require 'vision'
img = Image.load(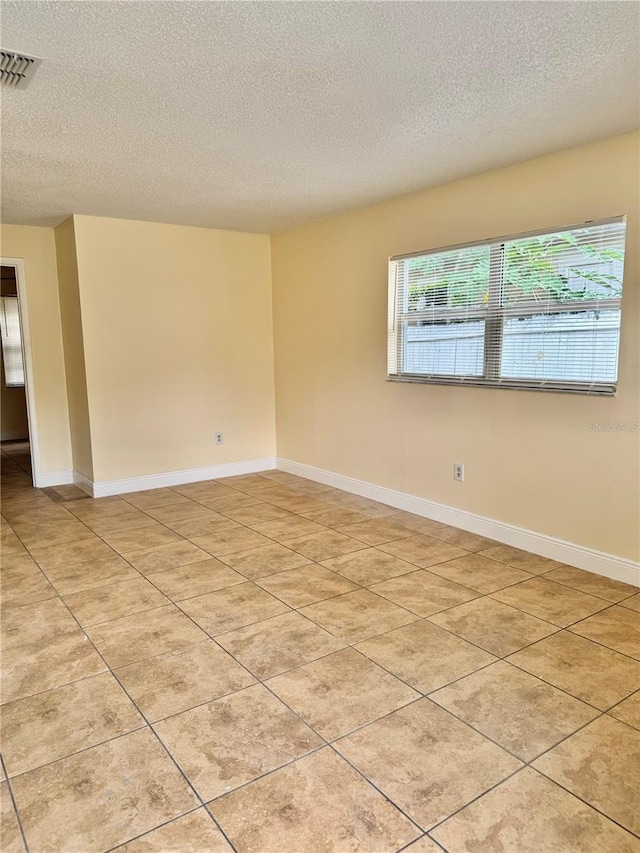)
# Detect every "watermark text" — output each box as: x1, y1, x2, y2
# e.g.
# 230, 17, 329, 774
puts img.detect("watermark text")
590, 421, 638, 432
